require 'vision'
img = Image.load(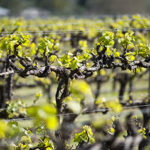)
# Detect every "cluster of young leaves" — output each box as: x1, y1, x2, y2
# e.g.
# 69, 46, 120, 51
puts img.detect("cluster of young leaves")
73, 125, 95, 145
0, 34, 31, 56
0, 120, 25, 140
0, 19, 149, 71
27, 104, 58, 131
0, 100, 27, 119
96, 98, 122, 113
0, 118, 55, 150
38, 38, 60, 56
